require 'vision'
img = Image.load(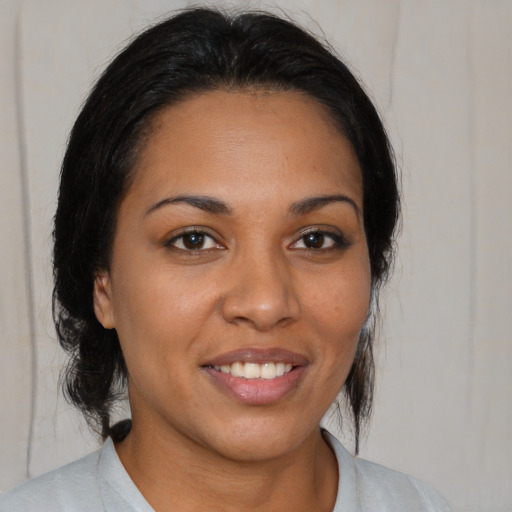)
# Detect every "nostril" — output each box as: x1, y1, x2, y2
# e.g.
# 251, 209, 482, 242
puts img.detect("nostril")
218, 256, 301, 330
220, 290, 300, 331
